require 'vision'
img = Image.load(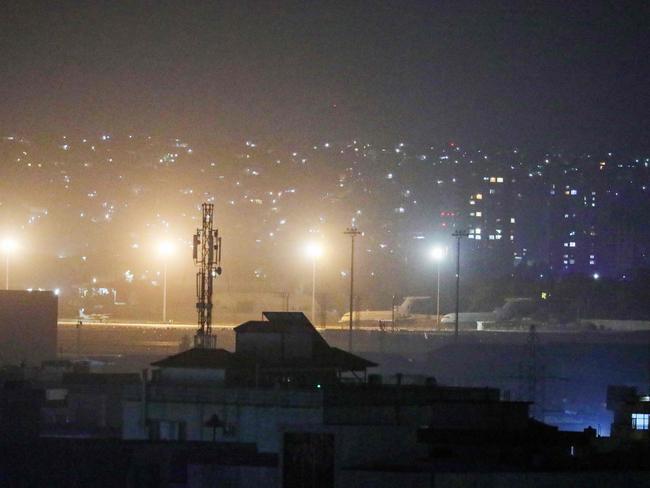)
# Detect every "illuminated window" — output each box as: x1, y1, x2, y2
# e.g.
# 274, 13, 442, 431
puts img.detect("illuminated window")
490, 177, 496, 183
497, 177, 504, 183
510, 218, 515, 223
632, 413, 649, 430
569, 242, 576, 247
475, 211, 482, 217
476, 194, 483, 200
